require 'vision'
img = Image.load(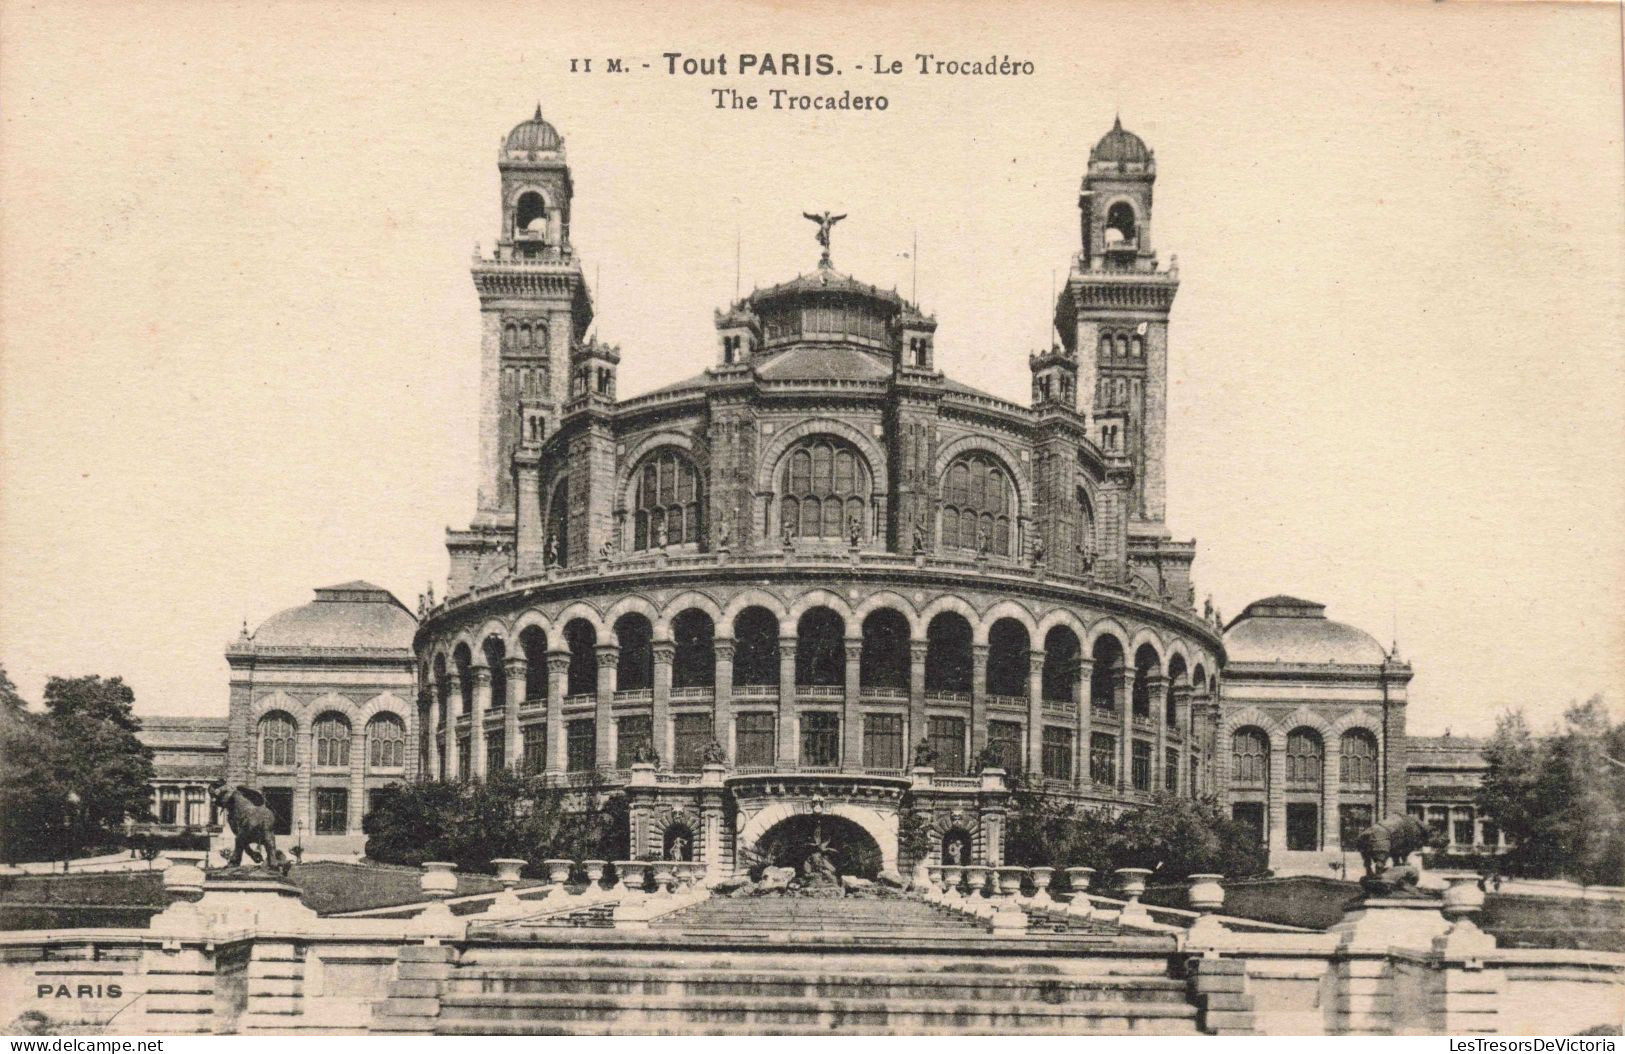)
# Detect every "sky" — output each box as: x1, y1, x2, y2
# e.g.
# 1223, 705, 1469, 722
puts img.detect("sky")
1, 0, 1621, 735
